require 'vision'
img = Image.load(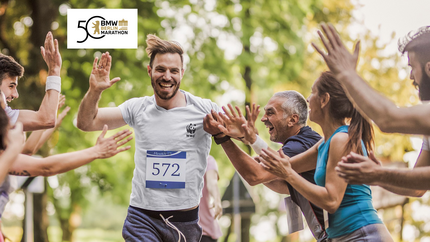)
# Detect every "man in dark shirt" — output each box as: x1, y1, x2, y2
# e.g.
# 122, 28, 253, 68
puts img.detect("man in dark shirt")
204, 91, 326, 240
